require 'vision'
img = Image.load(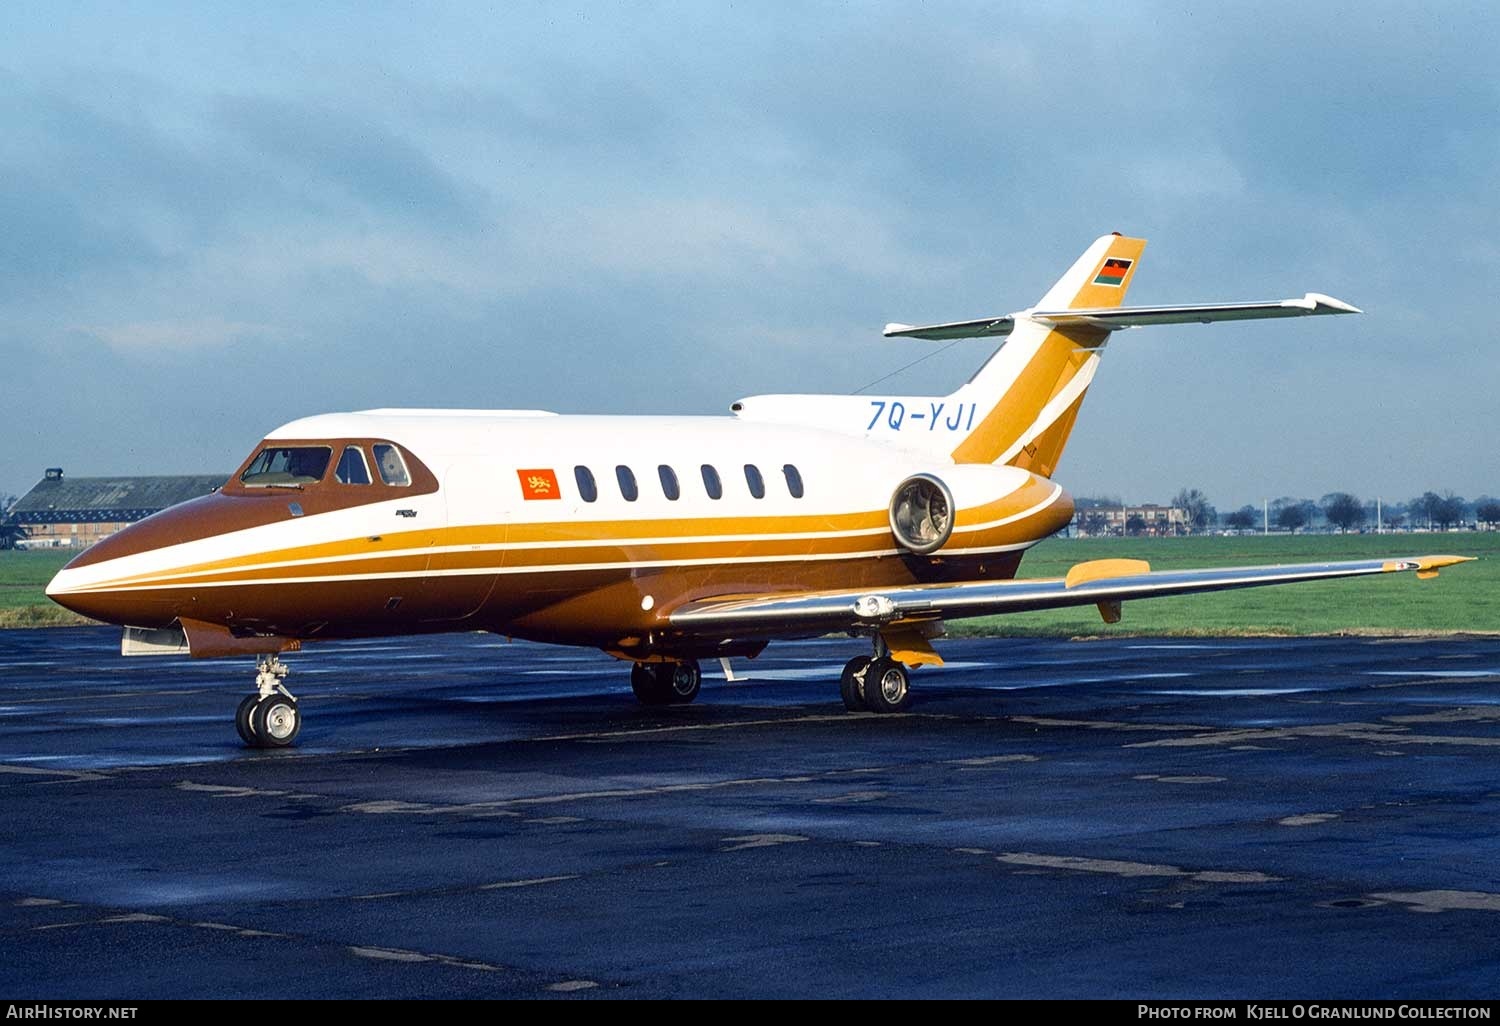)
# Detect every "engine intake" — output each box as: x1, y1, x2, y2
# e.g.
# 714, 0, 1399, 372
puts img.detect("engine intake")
889, 474, 955, 555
